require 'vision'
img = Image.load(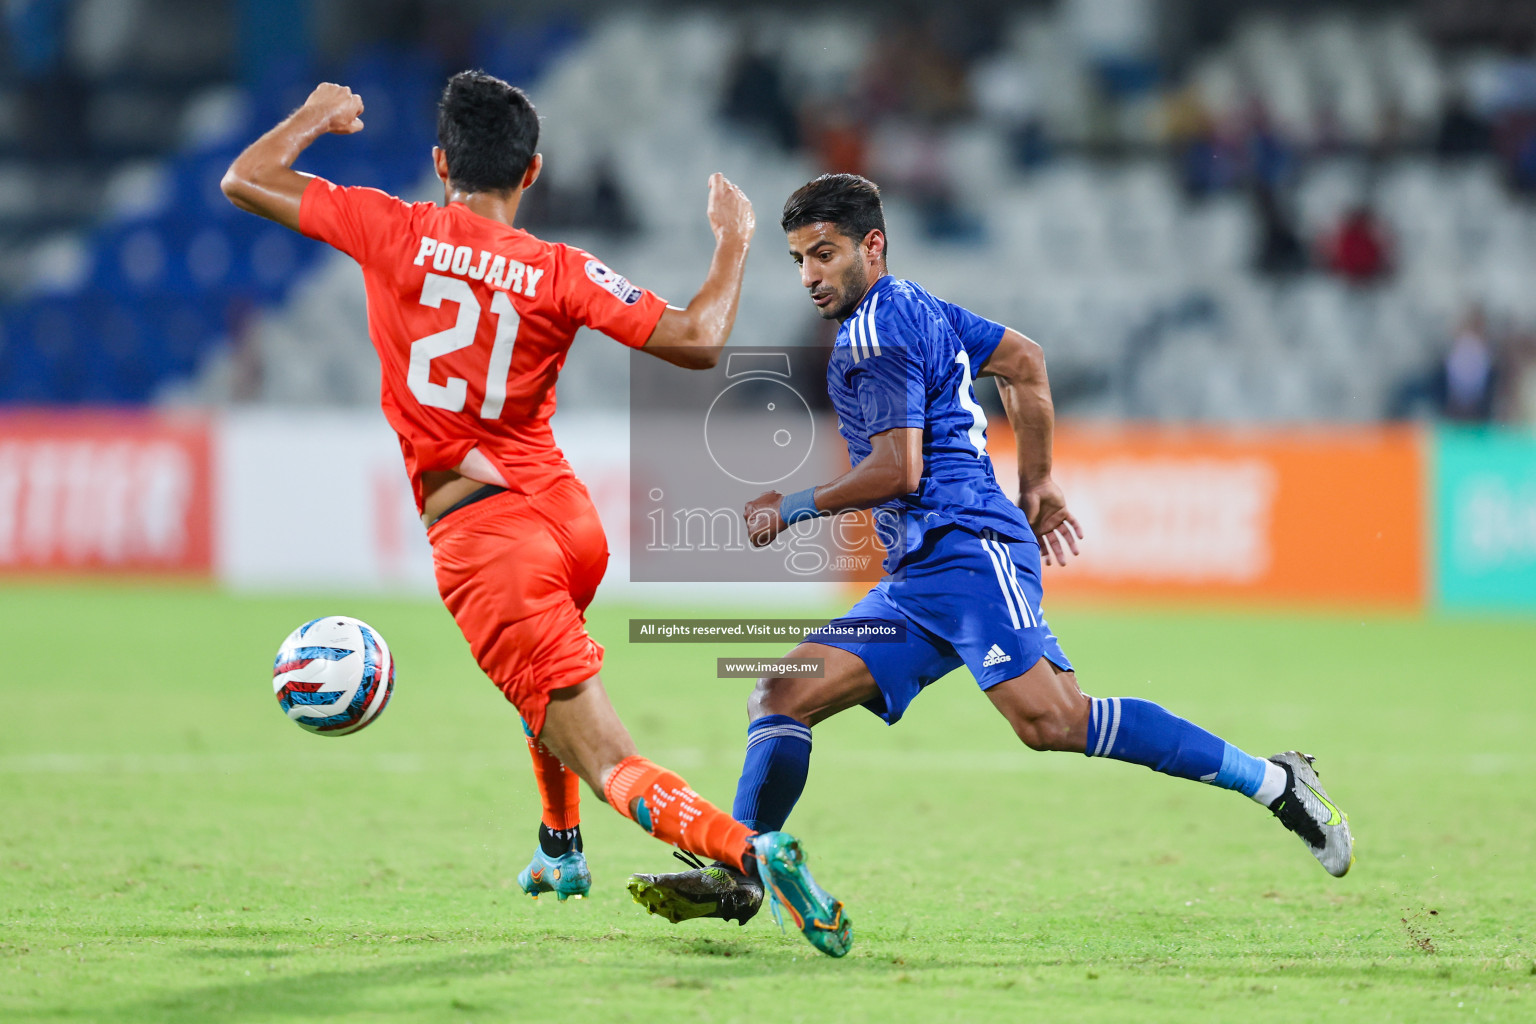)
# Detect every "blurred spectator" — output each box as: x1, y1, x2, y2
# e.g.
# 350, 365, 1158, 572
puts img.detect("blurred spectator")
859, 25, 971, 124
1168, 89, 1227, 197
1437, 310, 1500, 421
867, 120, 981, 243
1436, 94, 1493, 157
905, 30, 973, 122
1174, 102, 1296, 199
1323, 204, 1393, 284
1253, 186, 1308, 276
1483, 48, 1536, 190
802, 97, 869, 176
916, 191, 984, 243
1178, 132, 1238, 197
7, 0, 87, 161
1492, 100, 1536, 191
517, 157, 637, 238
972, 54, 1052, 170
5, 0, 67, 77
720, 44, 800, 153
589, 157, 638, 238
1244, 107, 1295, 190
1504, 331, 1536, 423
224, 297, 265, 404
